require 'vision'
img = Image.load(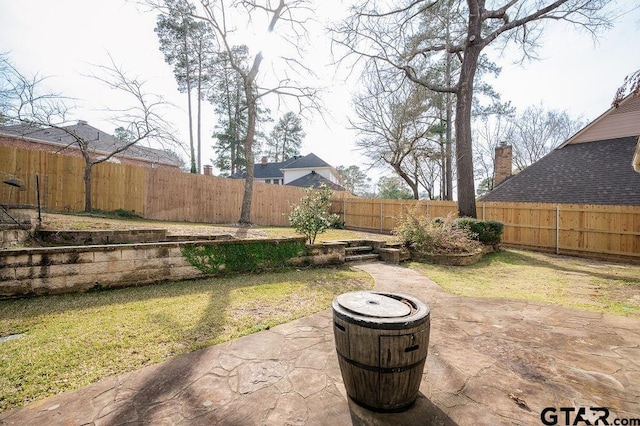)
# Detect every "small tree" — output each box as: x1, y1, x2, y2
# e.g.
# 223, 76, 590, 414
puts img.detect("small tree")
2, 54, 179, 212
288, 184, 339, 244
